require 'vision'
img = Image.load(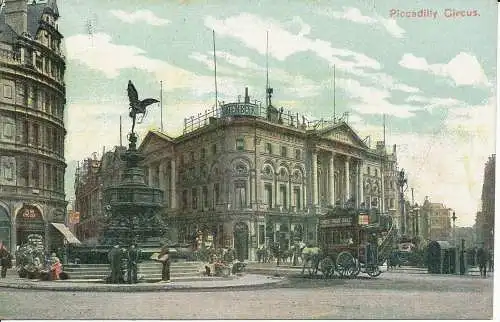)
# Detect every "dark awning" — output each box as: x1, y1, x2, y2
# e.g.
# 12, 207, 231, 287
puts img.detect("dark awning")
51, 223, 82, 245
